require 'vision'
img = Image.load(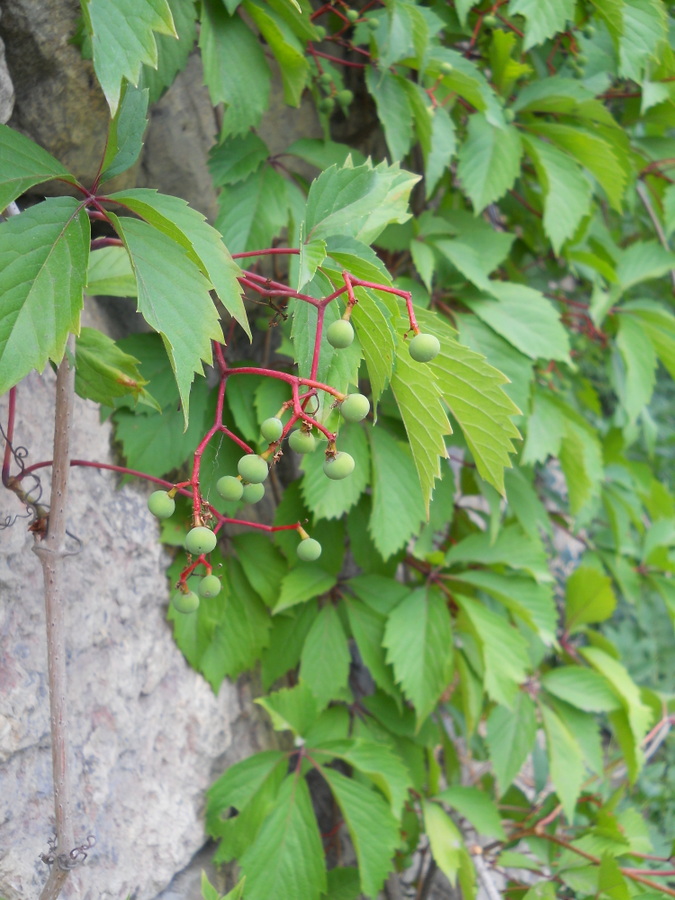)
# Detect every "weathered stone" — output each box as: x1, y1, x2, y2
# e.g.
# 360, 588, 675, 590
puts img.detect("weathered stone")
0, 9, 14, 125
